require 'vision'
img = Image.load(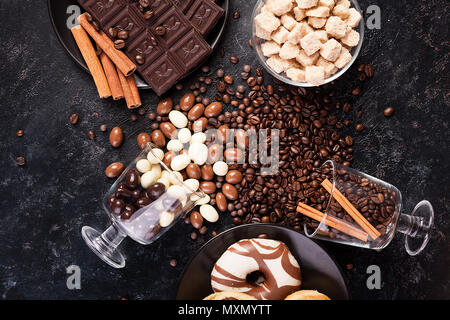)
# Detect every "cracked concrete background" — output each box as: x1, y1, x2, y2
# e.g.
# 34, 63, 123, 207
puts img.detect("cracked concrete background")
0, 0, 448, 299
